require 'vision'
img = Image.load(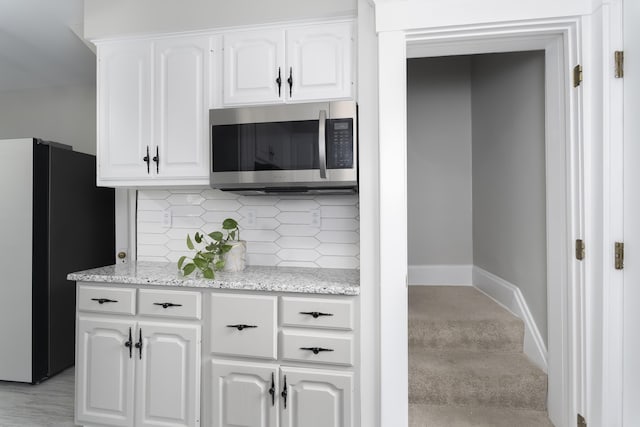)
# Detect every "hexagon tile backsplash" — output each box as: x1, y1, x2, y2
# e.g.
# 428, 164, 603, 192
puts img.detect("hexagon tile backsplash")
137, 189, 360, 269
